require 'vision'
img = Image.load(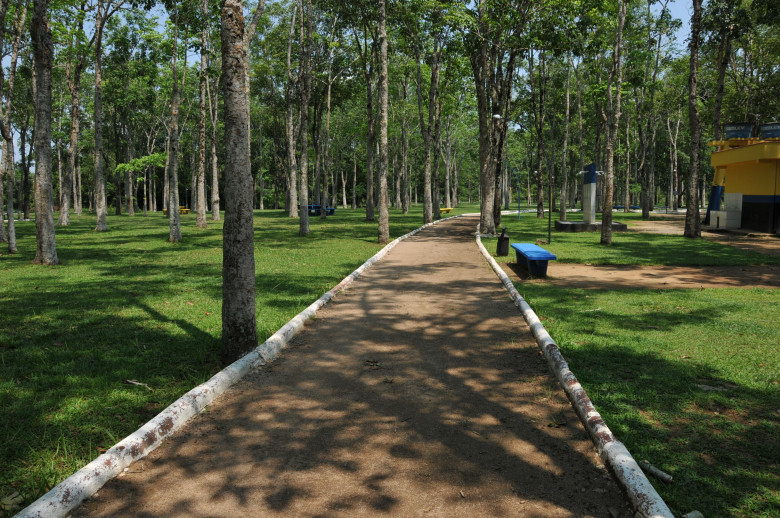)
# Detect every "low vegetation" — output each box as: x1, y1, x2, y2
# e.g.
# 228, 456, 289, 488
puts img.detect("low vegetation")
489, 213, 779, 517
